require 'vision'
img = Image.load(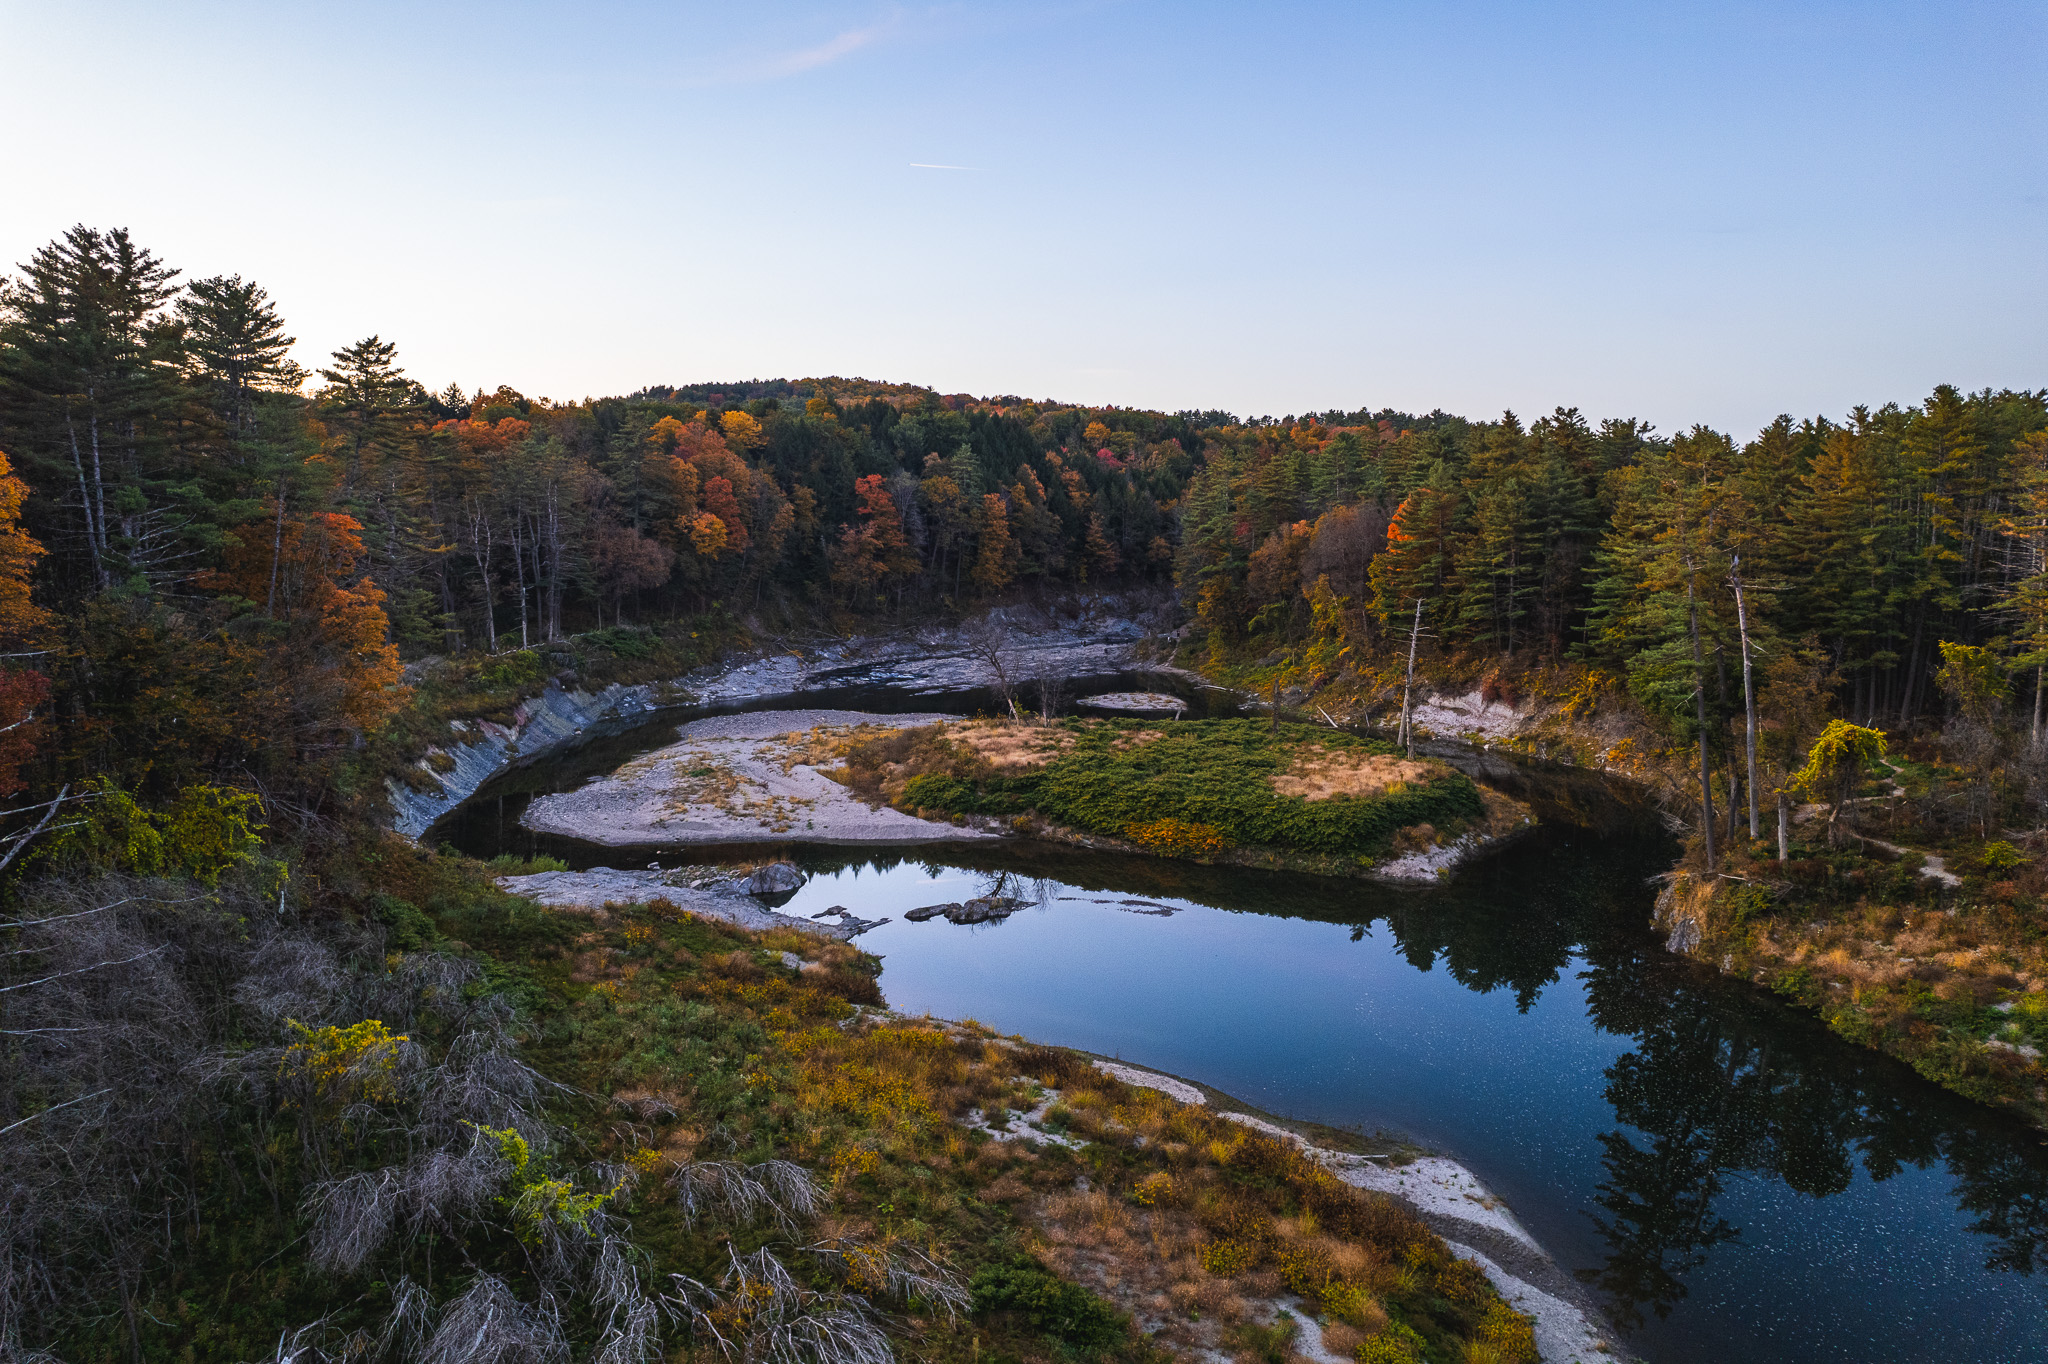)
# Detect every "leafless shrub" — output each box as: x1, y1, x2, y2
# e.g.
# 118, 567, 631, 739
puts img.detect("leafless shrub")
670, 1160, 819, 1231
668, 1248, 893, 1364
806, 1237, 969, 1315
378, 1276, 436, 1360
419, 1275, 567, 1364
590, 1238, 662, 1364
234, 935, 343, 1027
306, 1167, 401, 1274
401, 1130, 508, 1237
419, 1028, 553, 1135
261, 1314, 374, 1364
